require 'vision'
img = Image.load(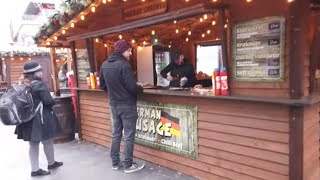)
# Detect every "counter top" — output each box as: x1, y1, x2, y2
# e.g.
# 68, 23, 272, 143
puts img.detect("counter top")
64, 87, 320, 106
